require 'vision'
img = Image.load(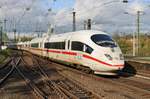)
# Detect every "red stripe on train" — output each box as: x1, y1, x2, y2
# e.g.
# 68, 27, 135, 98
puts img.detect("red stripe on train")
62, 51, 77, 55
47, 50, 61, 53
83, 54, 123, 67
30, 48, 124, 67
83, 54, 112, 66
